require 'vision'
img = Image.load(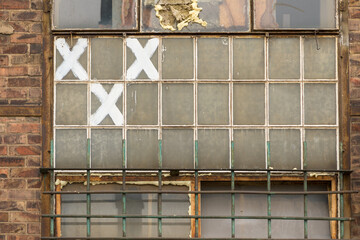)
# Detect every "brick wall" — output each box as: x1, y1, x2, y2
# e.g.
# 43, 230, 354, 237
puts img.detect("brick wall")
0, 0, 43, 239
